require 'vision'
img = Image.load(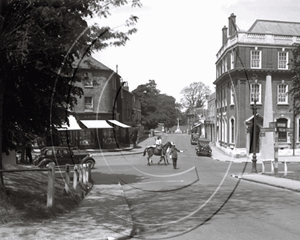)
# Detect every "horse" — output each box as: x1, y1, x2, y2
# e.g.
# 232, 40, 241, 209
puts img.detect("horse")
143, 141, 173, 166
